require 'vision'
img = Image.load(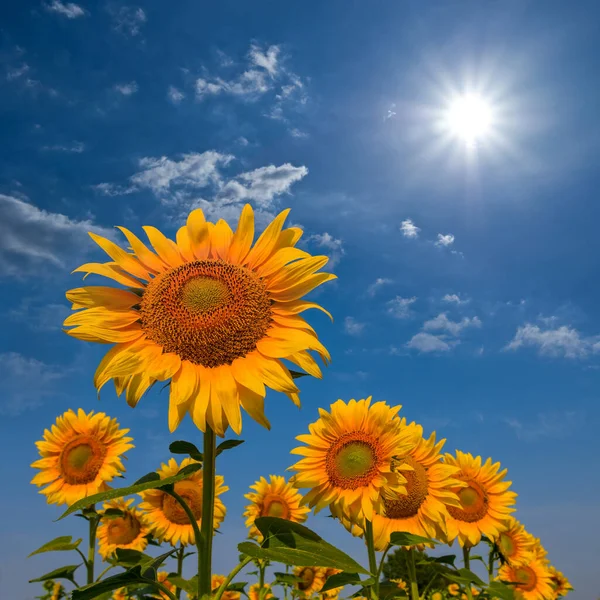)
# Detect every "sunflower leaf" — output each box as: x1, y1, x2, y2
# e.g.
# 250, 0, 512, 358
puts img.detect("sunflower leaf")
71, 566, 149, 600
445, 569, 487, 587
29, 564, 81, 584
321, 573, 375, 592
142, 548, 179, 576
167, 575, 197, 595
389, 532, 439, 547
216, 439, 245, 456
273, 572, 304, 585
226, 581, 247, 592
487, 581, 516, 600
110, 548, 154, 567
102, 508, 125, 519
429, 555, 457, 567
57, 464, 203, 520
133, 472, 161, 485
169, 440, 201, 455
28, 536, 83, 557
255, 517, 322, 543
